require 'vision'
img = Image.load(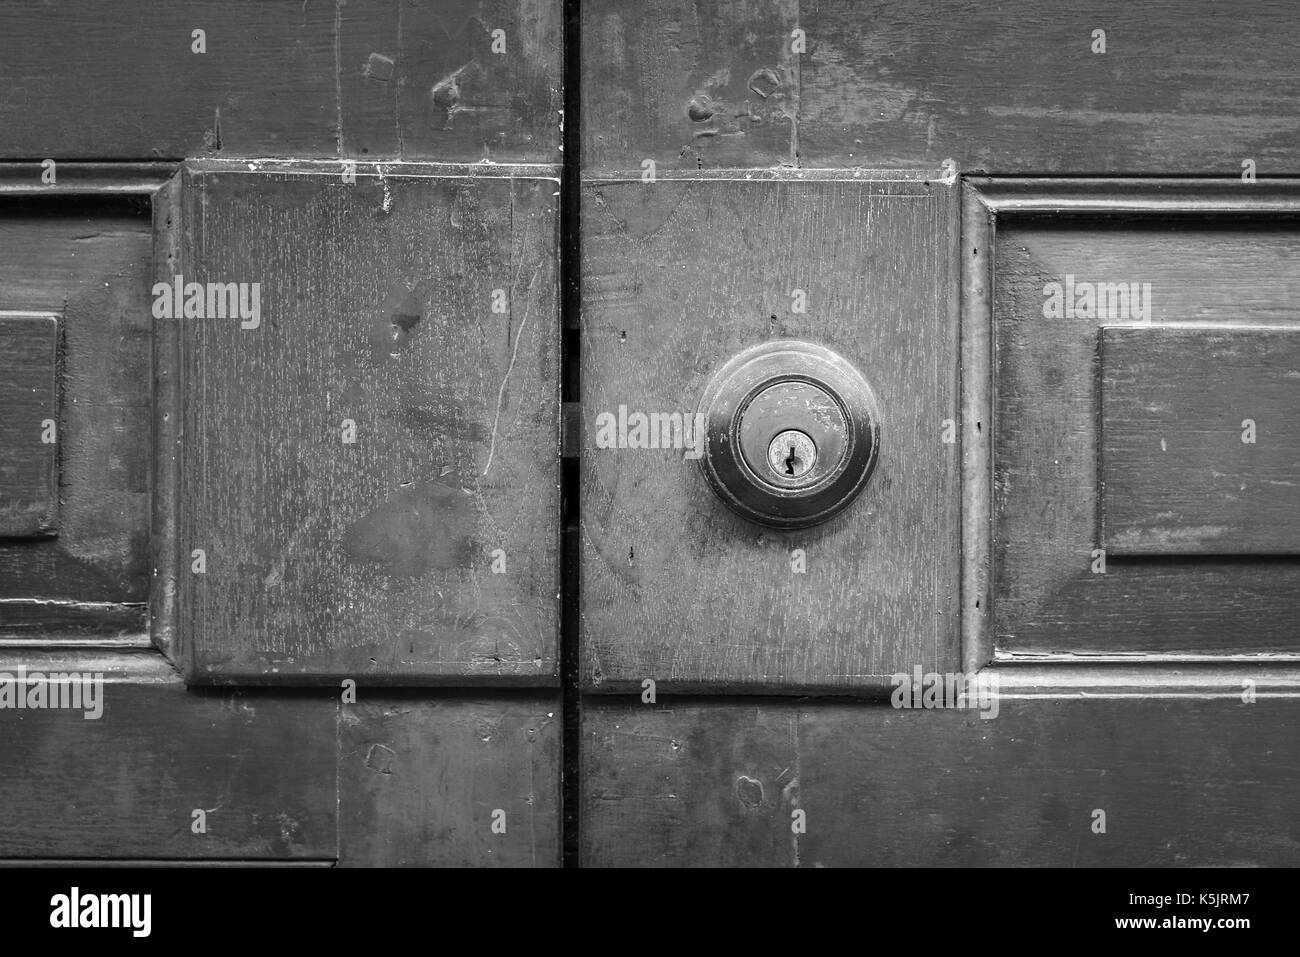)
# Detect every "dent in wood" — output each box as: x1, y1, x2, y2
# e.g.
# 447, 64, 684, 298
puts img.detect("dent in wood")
584, 698, 1300, 866
338, 695, 560, 866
